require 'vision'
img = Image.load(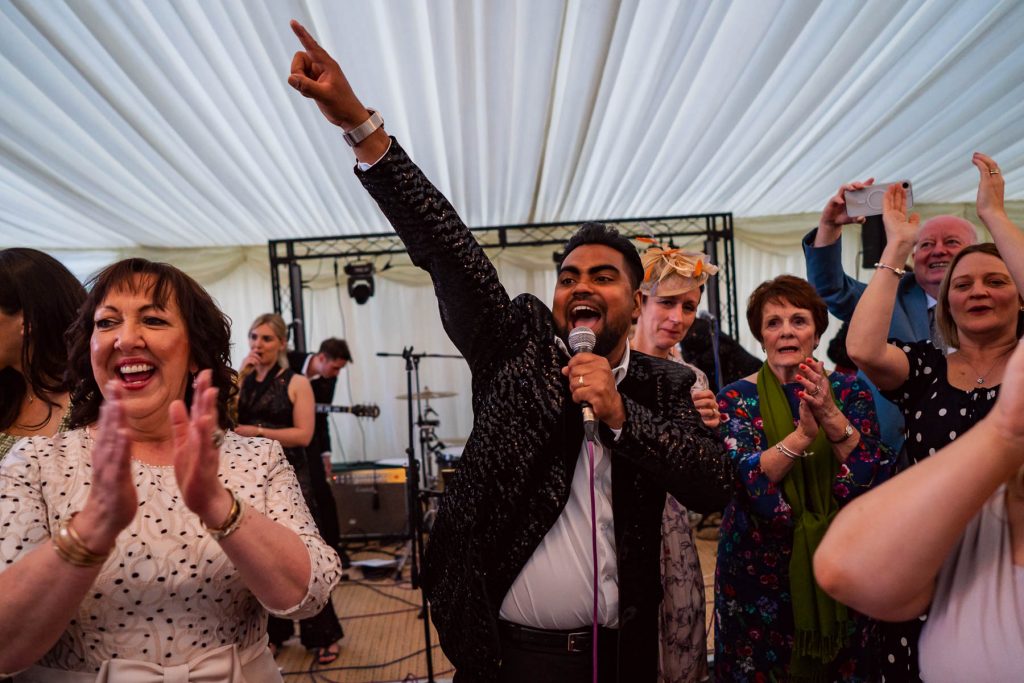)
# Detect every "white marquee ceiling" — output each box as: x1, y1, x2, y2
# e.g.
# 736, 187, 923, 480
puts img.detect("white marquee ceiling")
2, 0, 1023, 252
